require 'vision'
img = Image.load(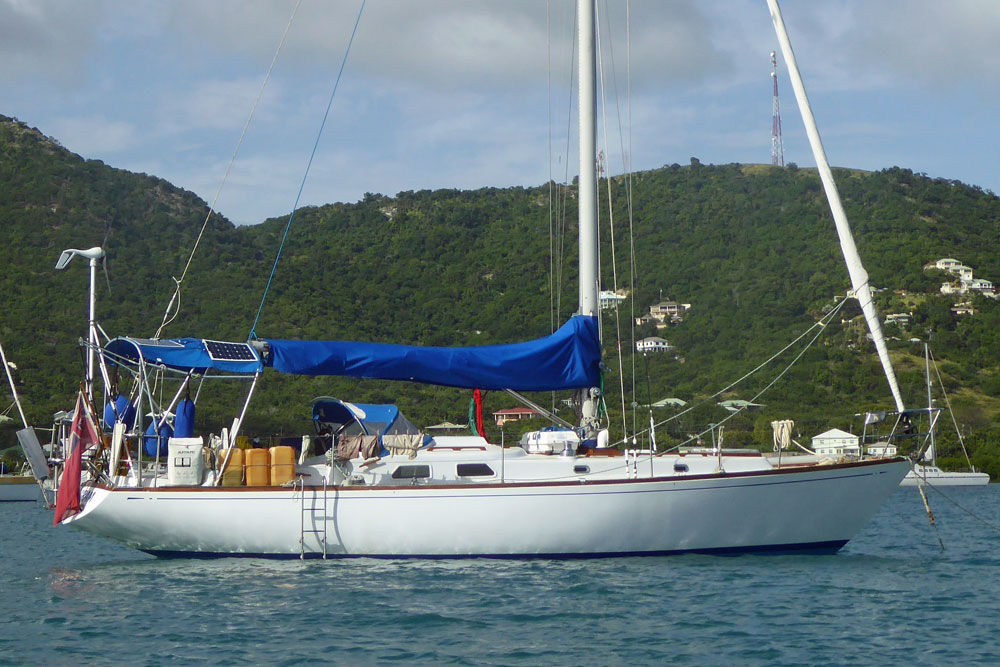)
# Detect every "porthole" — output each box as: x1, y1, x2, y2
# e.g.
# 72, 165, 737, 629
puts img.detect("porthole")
457, 463, 494, 477
391, 464, 430, 479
